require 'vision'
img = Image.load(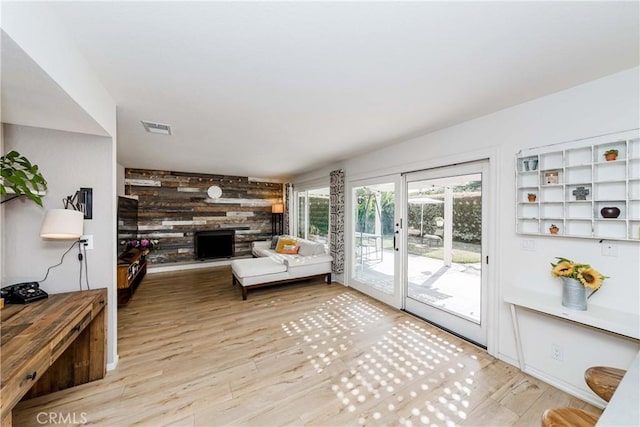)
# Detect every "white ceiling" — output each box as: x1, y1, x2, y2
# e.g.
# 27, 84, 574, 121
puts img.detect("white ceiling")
7, 2, 640, 179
